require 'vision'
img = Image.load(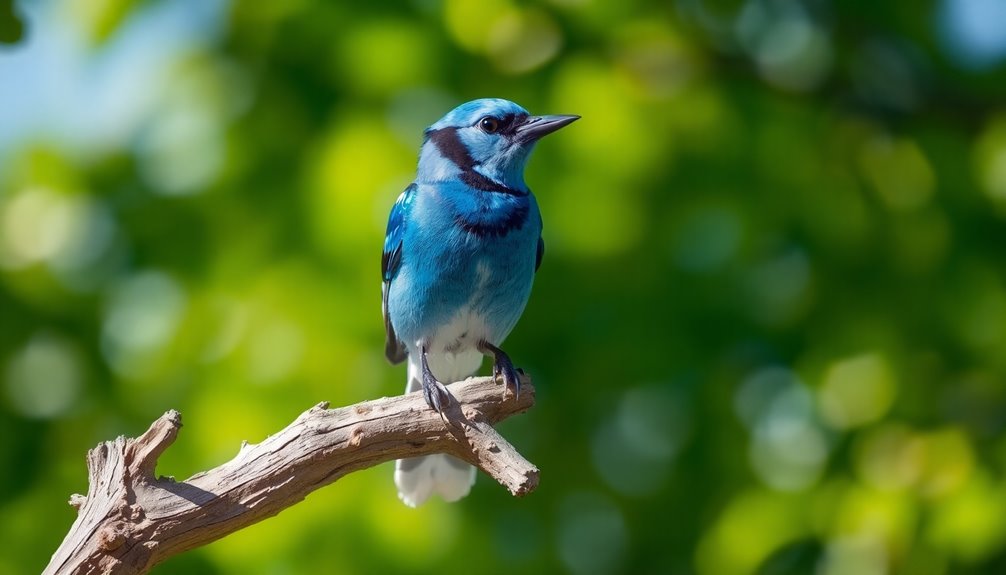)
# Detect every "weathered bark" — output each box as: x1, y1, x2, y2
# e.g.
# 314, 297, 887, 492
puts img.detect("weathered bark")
44, 376, 537, 575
